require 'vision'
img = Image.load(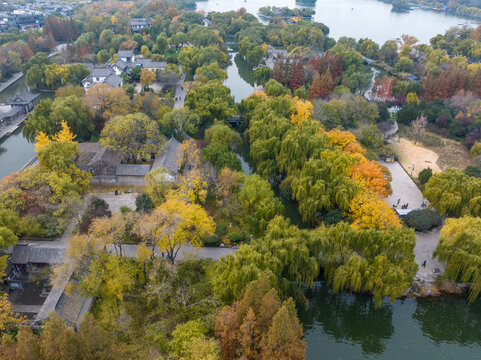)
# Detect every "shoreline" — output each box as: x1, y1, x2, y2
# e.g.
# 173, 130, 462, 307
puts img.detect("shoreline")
0, 72, 24, 94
